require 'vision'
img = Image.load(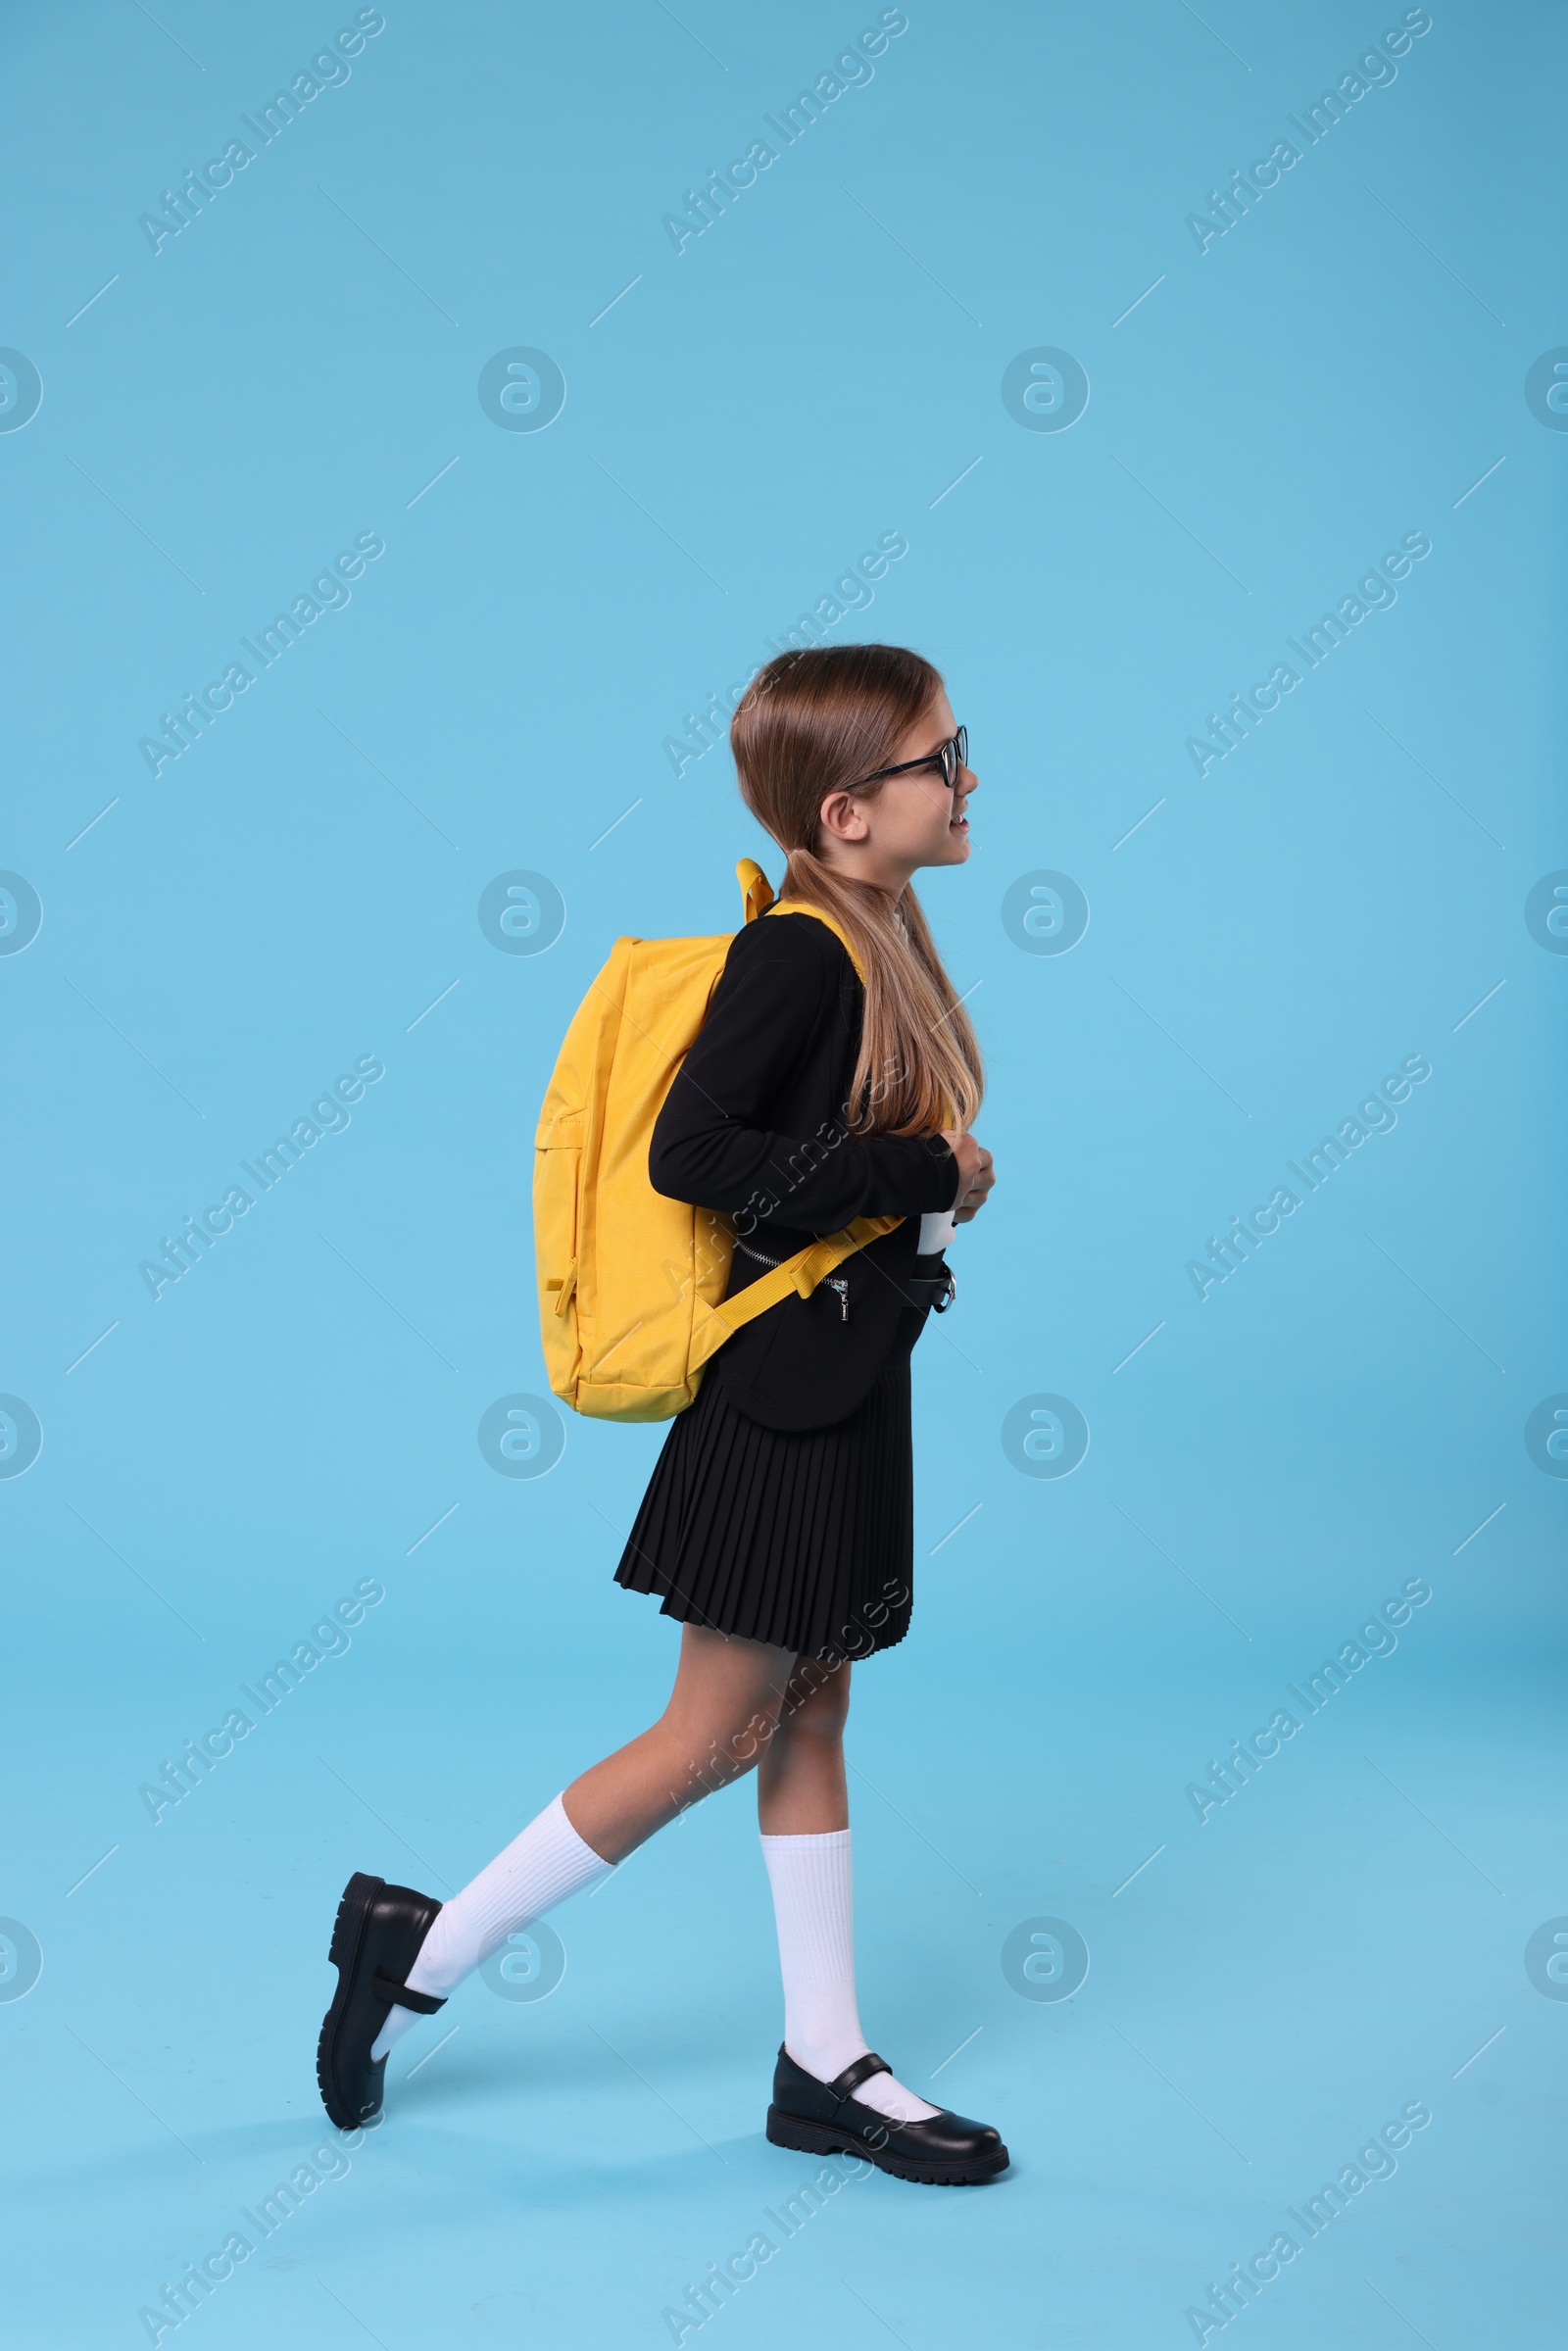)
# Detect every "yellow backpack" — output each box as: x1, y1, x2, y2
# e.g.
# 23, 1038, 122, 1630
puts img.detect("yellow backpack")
534, 857, 903, 1422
